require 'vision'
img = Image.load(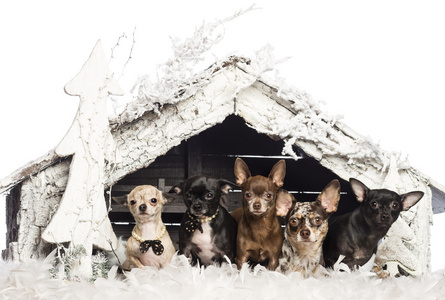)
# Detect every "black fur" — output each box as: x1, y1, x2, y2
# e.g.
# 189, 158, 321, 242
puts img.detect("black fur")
170, 176, 238, 266
323, 178, 424, 269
